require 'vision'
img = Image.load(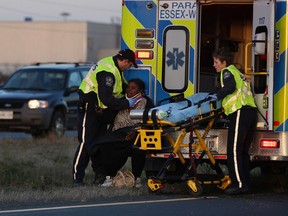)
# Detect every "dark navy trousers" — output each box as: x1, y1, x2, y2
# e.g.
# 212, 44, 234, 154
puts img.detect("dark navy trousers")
72, 92, 107, 183
226, 106, 257, 189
